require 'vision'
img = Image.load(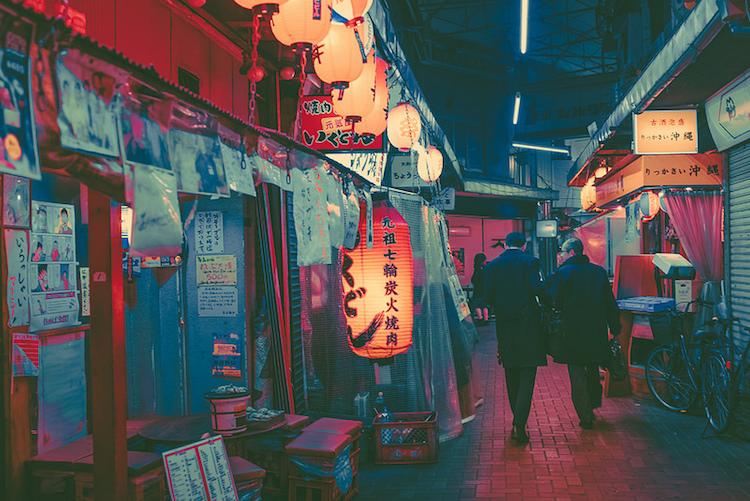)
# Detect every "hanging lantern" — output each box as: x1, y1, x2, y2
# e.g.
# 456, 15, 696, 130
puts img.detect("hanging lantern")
342, 200, 413, 359
353, 55, 389, 137
271, 0, 333, 53
331, 49, 376, 122
313, 23, 364, 89
234, 0, 288, 16
332, 0, 373, 26
417, 145, 443, 183
387, 103, 421, 151
640, 190, 661, 222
